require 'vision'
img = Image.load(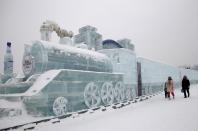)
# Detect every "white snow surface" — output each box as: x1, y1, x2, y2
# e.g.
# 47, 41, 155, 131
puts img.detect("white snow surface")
1, 85, 198, 131
0, 99, 22, 108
